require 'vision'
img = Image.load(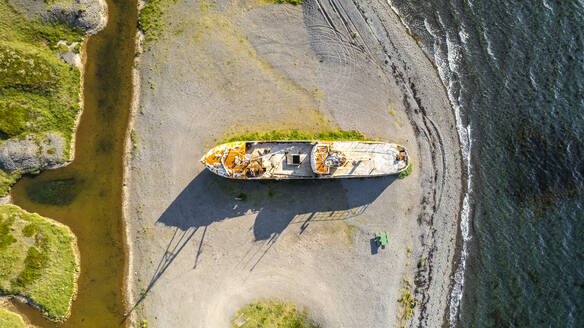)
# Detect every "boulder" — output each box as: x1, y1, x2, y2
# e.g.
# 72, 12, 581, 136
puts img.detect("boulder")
0, 133, 66, 173
8, 0, 108, 35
